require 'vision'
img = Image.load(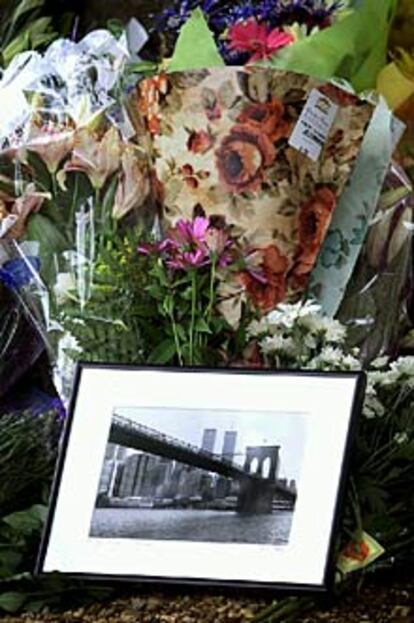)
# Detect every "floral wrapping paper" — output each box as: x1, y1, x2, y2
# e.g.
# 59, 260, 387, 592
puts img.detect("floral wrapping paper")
134, 67, 374, 311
